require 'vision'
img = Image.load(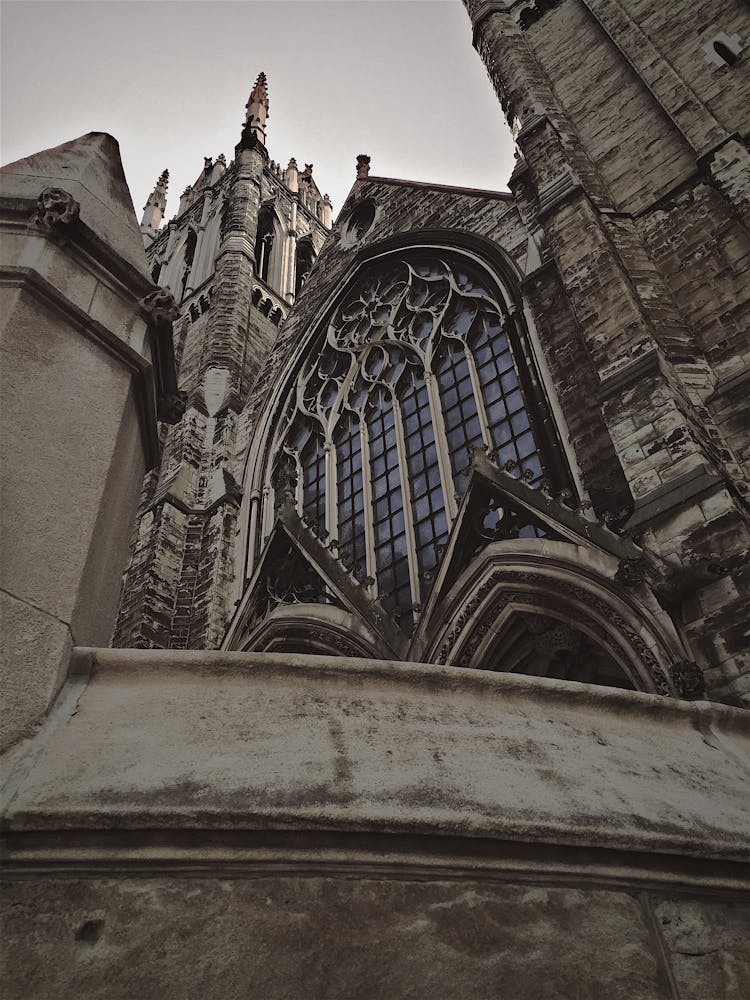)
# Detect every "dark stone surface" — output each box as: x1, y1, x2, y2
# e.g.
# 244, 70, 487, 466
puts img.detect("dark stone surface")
2, 875, 676, 1000
655, 895, 750, 1000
